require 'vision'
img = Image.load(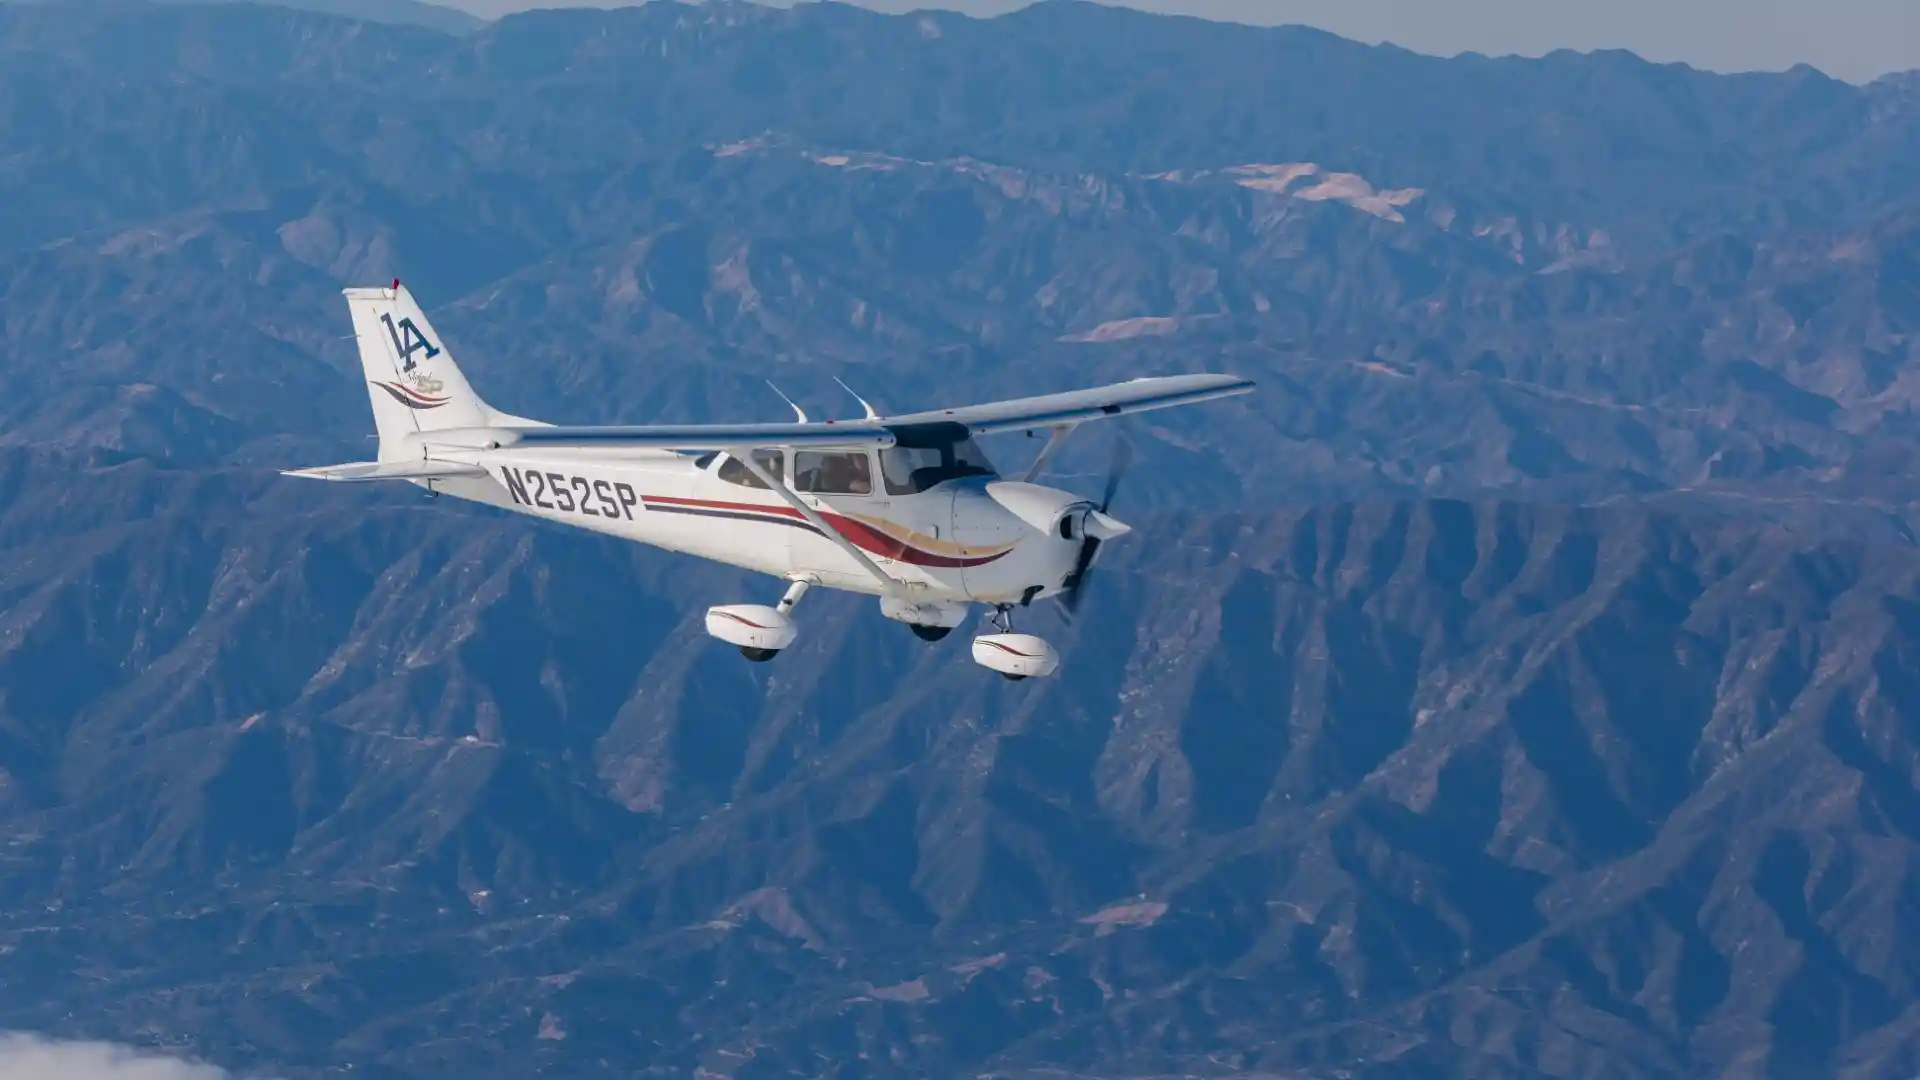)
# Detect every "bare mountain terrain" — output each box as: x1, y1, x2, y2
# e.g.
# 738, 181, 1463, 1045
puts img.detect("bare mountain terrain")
0, 1, 1917, 516
4, 451, 1920, 1080
1, 2, 1919, 1078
